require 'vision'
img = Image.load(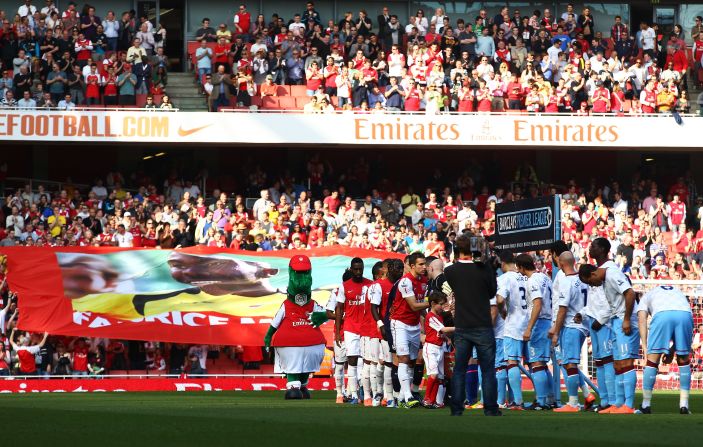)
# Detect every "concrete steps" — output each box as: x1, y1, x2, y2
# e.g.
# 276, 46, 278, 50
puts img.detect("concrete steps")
166, 73, 209, 111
